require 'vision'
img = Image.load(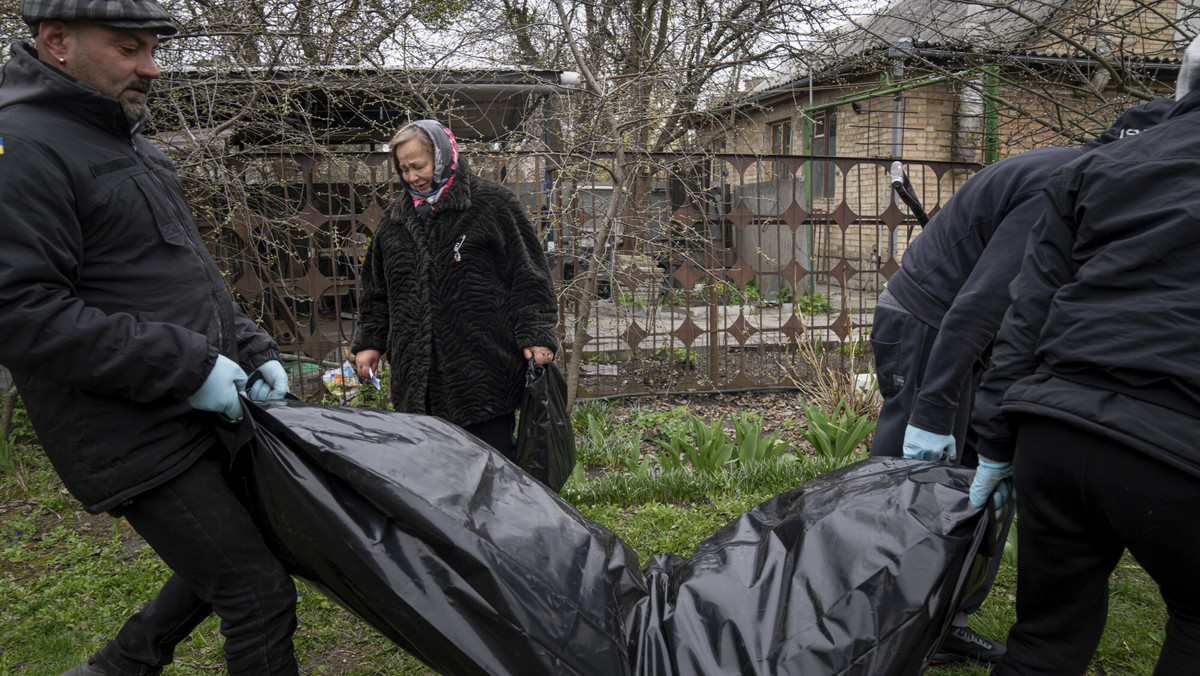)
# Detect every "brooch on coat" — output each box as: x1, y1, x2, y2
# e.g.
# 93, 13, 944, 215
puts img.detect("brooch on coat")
453, 235, 466, 262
